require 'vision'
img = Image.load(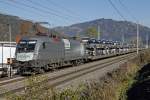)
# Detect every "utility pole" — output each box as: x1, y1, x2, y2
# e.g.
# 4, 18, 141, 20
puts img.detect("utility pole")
136, 22, 139, 54
122, 33, 125, 45
97, 25, 100, 40
1, 43, 3, 69
8, 24, 12, 78
146, 33, 149, 48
